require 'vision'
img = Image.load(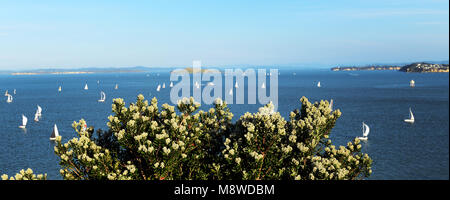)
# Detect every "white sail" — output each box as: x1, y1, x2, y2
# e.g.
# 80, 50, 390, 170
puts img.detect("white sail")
229, 89, 233, 95
50, 124, 60, 140
404, 108, 415, 123
235, 82, 239, 88
410, 108, 414, 121
98, 91, 106, 102
6, 94, 13, 103
13, 89, 16, 94
261, 83, 266, 89
170, 82, 174, 88
84, 83, 88, 90
4, 90, 8, 96
362, 122, 370, 137
329, 99, 333, 111
207, 82, 215, 86
34, 113, 39, 122
58, 86, 62, 92
19, 115, 27, 128
162, 83, 166, 88
410, 80, 415, 87
37, 105, 42, 116
317, 81, 321, 88
195, 81, 200, 89
115, 84, 118, 90
156, 84, 161, 92
23, 115, 28, 126
357, 122, 369, 140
